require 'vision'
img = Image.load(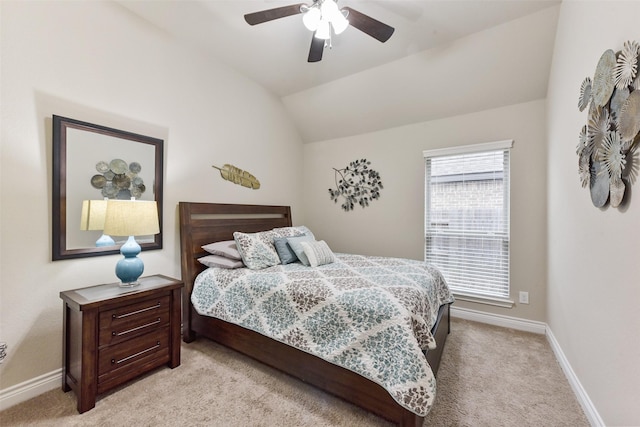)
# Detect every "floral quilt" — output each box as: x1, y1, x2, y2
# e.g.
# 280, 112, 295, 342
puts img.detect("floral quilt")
191, 253, 454, 416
